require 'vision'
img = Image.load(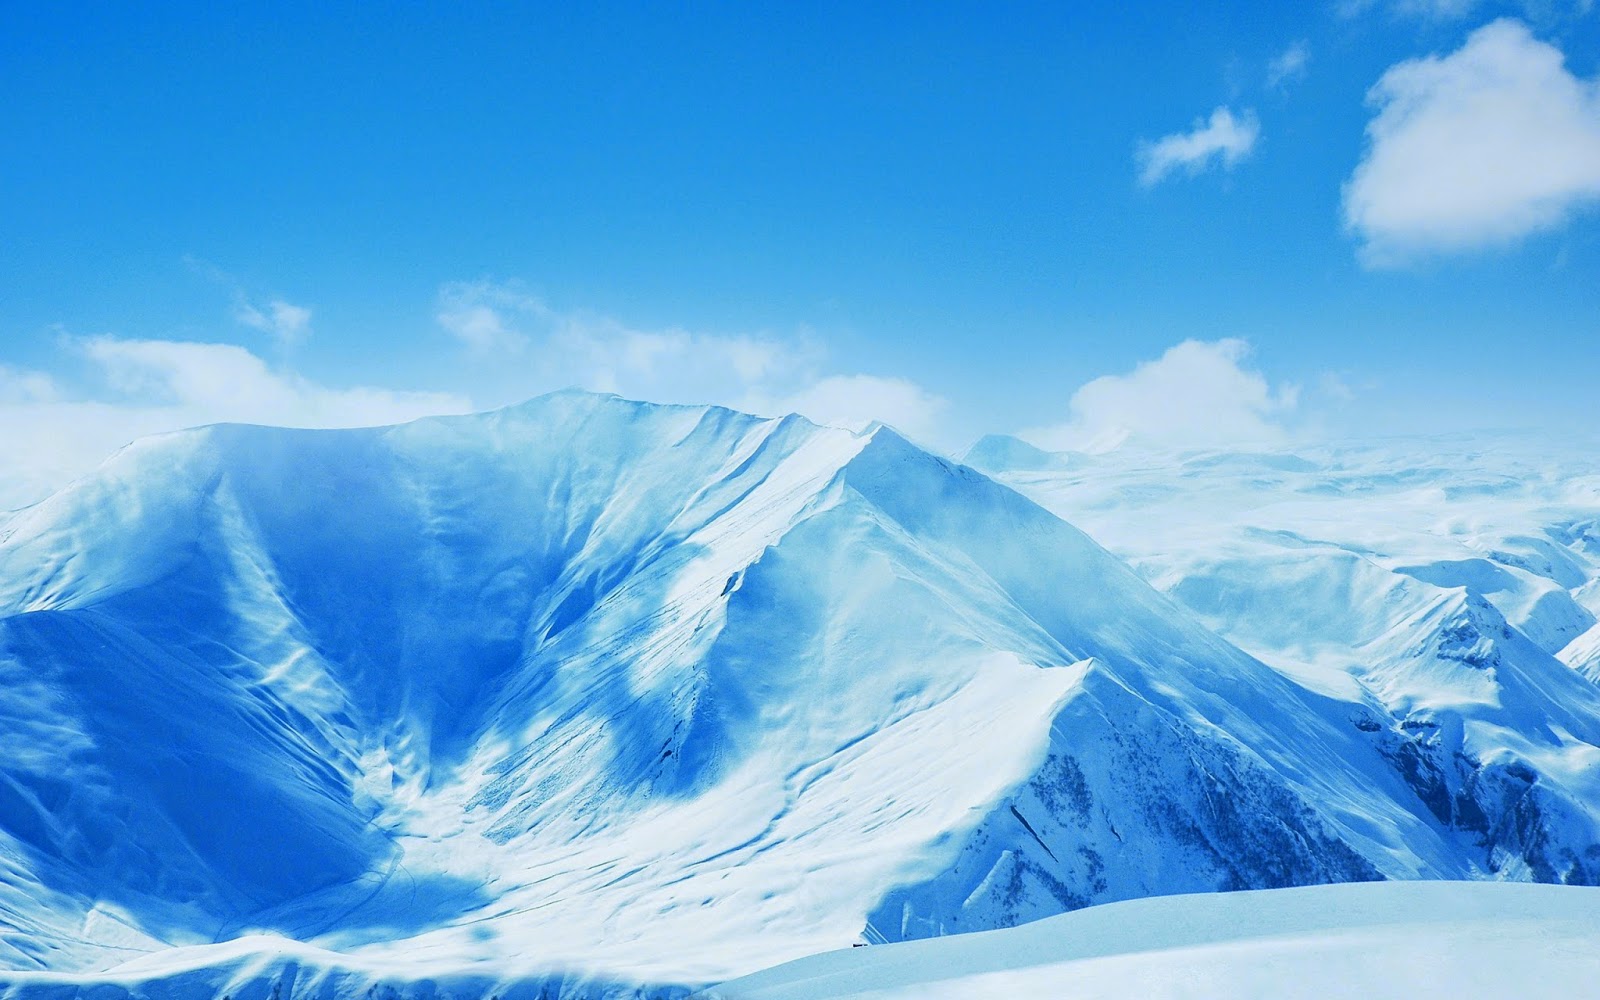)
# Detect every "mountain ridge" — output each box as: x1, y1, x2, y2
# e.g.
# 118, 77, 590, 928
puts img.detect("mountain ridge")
3, 392, 1599, 998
